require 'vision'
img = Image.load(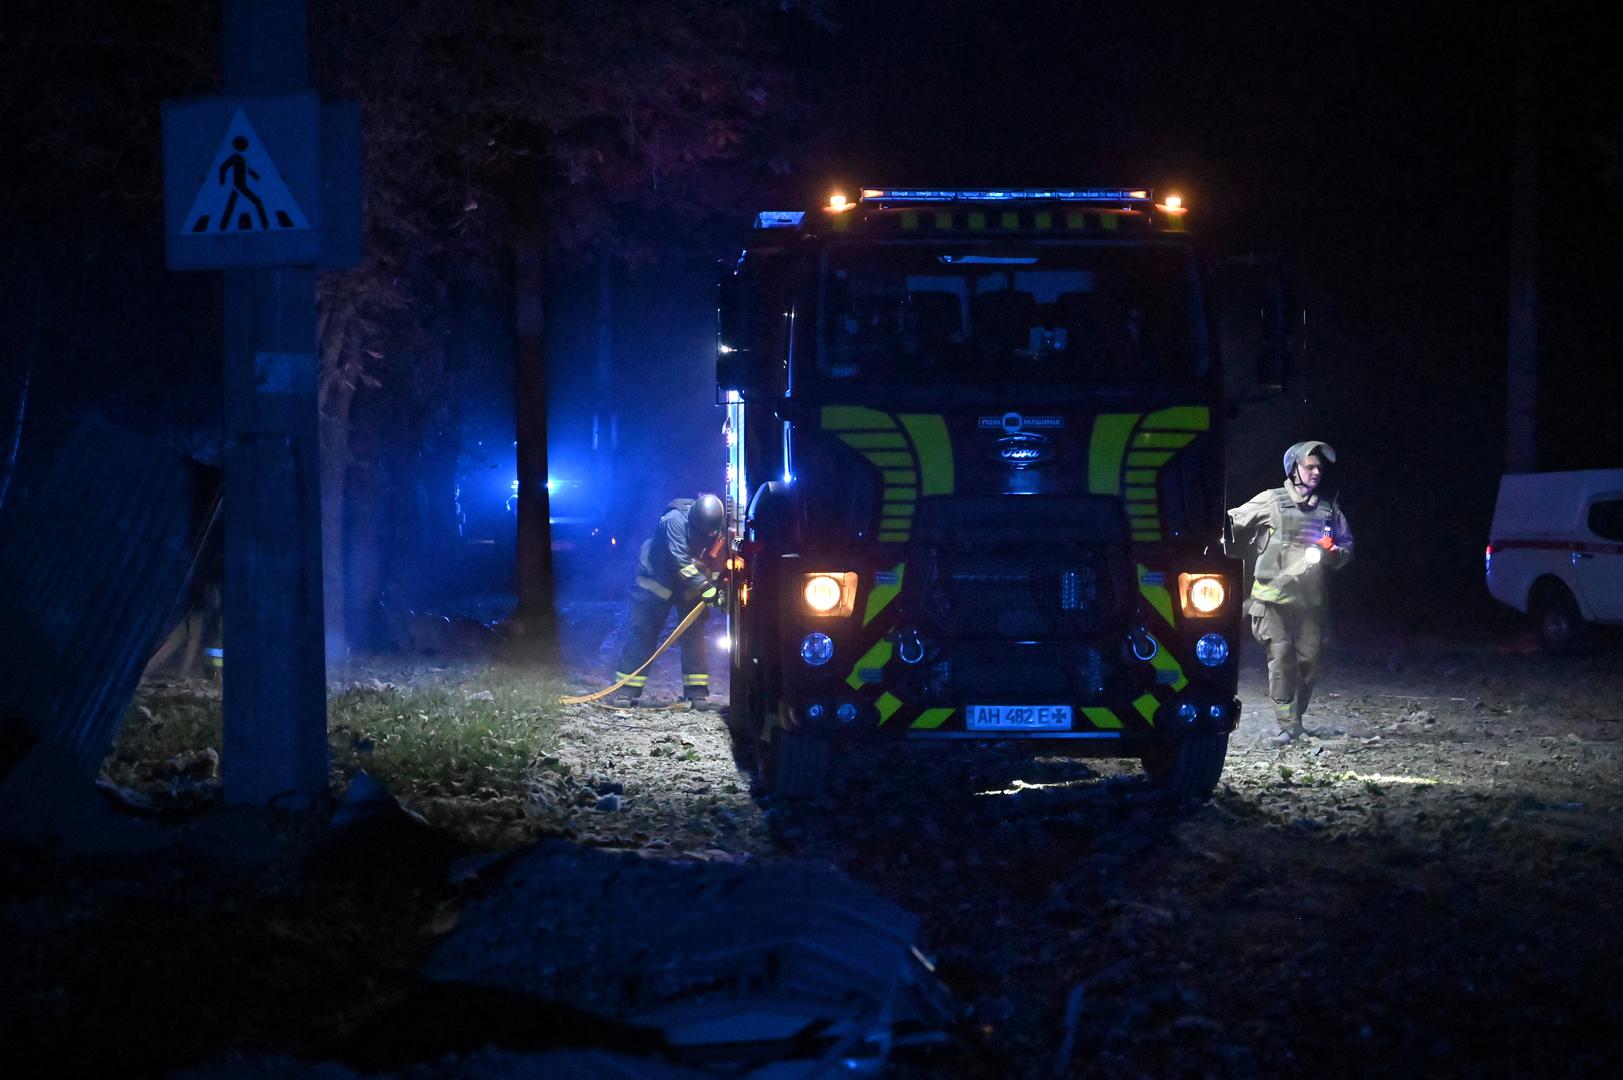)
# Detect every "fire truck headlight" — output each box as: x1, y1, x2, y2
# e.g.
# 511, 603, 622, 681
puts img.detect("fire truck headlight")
801, 632, 834, 666
802, 572, 858, 617
1196, 633, 1230, 667
1178, 573, 1226, 617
